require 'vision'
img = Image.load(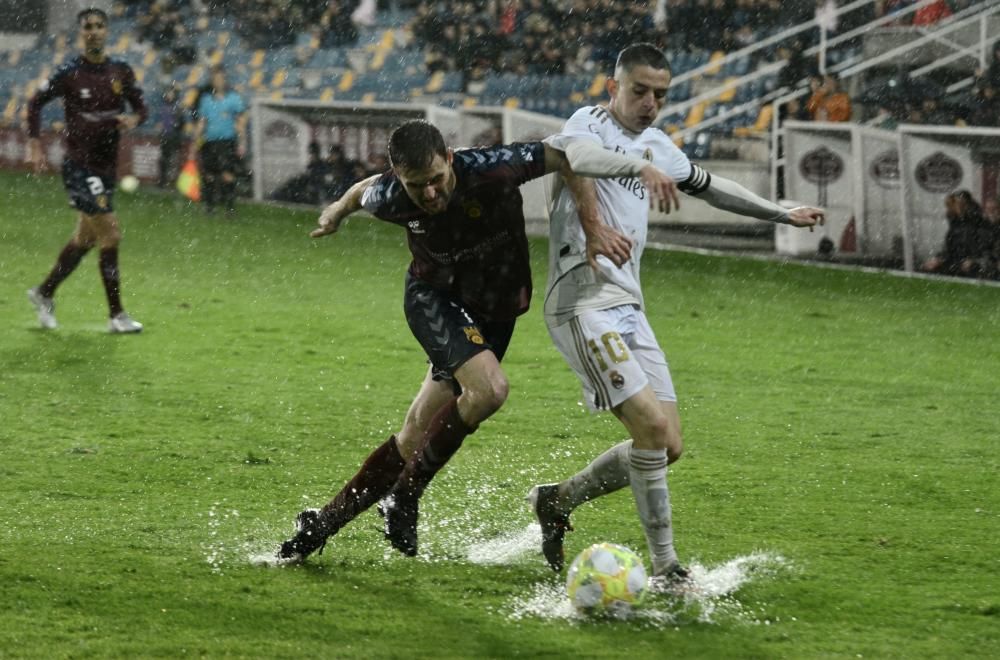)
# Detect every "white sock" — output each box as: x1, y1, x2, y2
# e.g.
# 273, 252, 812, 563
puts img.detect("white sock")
628, 447, 678, 574
556, 440, 631, 512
